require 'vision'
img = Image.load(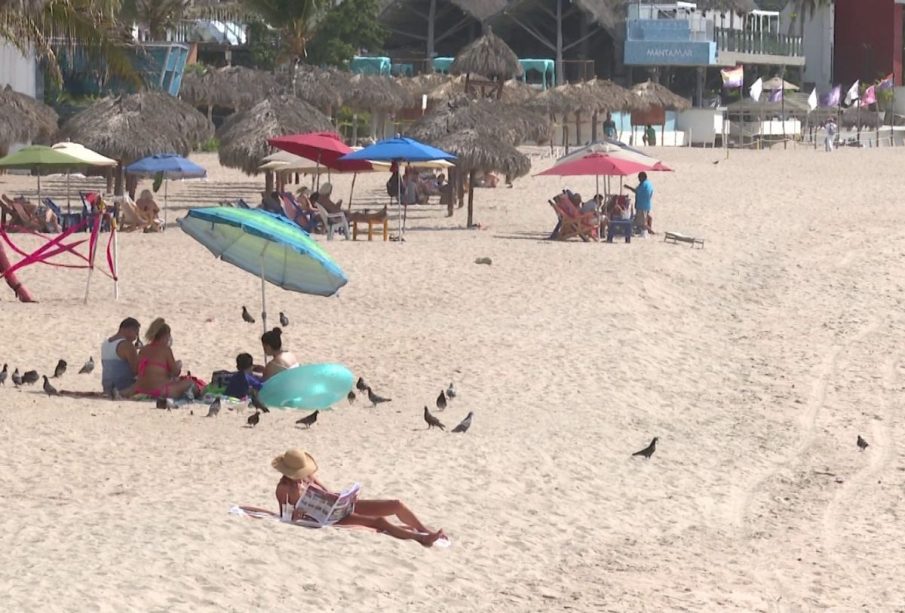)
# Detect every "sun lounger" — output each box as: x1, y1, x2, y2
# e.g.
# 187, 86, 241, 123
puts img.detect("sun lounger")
43, 198, 83, 232
315, 203, 350, 240
663, 232, 704, 249
550, 195, 598, 242
1, 195, 44, 232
